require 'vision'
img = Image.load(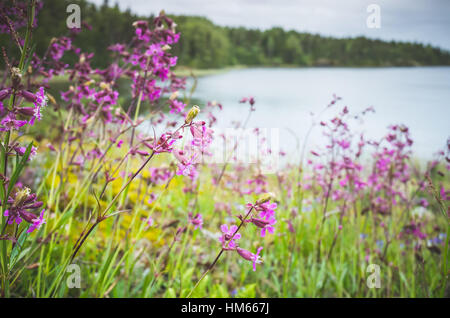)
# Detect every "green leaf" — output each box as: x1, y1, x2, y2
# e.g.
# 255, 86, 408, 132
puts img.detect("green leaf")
21, 43, 36, 75
9, 230, 29, 267
236, 283, 256, 298
190, 275, 210, 298
181, 267, 194, 287
165, 287, 176, 298
213, 284, 229, 298
7, 141, 33, 197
